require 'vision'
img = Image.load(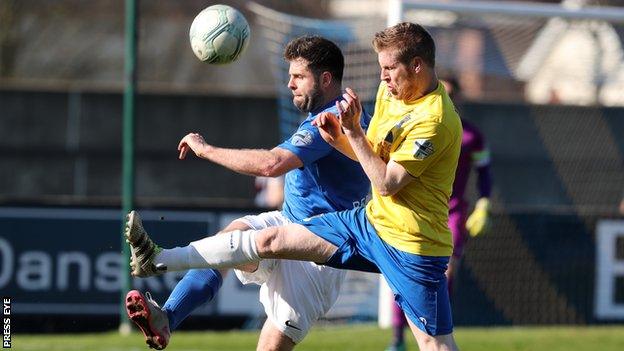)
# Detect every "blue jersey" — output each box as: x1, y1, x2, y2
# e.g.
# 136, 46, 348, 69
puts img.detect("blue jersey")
277, 98, 371, 222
